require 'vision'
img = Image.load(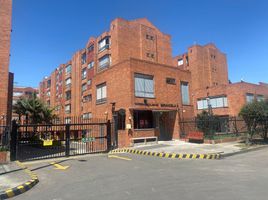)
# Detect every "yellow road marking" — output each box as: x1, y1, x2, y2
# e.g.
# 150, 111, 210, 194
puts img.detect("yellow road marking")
50, 162, 69, 170
108, 155, 132, 161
